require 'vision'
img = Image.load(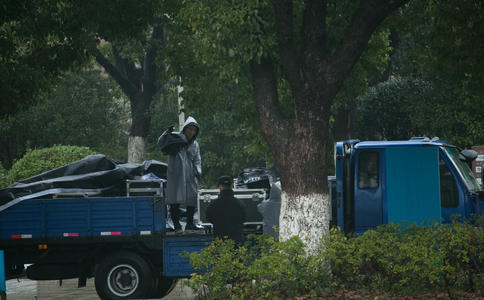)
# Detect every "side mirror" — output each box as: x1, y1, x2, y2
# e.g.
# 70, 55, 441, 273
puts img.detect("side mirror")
459, 149, 478, 163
